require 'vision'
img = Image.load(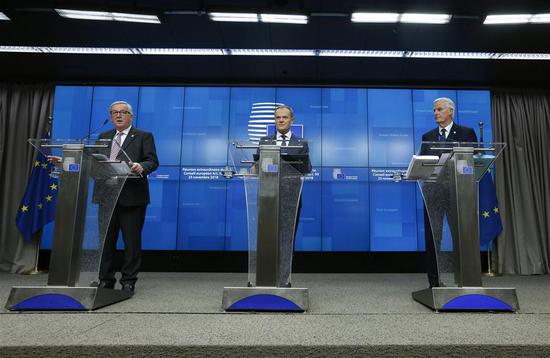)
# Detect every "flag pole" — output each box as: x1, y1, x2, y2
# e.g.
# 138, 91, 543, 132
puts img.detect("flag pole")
22, 115, 53, 276
484, 240, 499, 277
